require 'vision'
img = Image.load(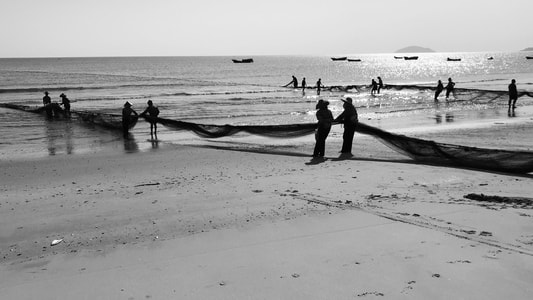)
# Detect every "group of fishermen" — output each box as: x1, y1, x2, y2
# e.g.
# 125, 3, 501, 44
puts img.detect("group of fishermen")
313, 97, 358, 158
312, 77, 521, 159
434, 78, 519, 110
284, 76, 324, 95
41, 76, 520, 154
121, 100, 160, 139
42, 91, 71, 118
41, 91, 160, 139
